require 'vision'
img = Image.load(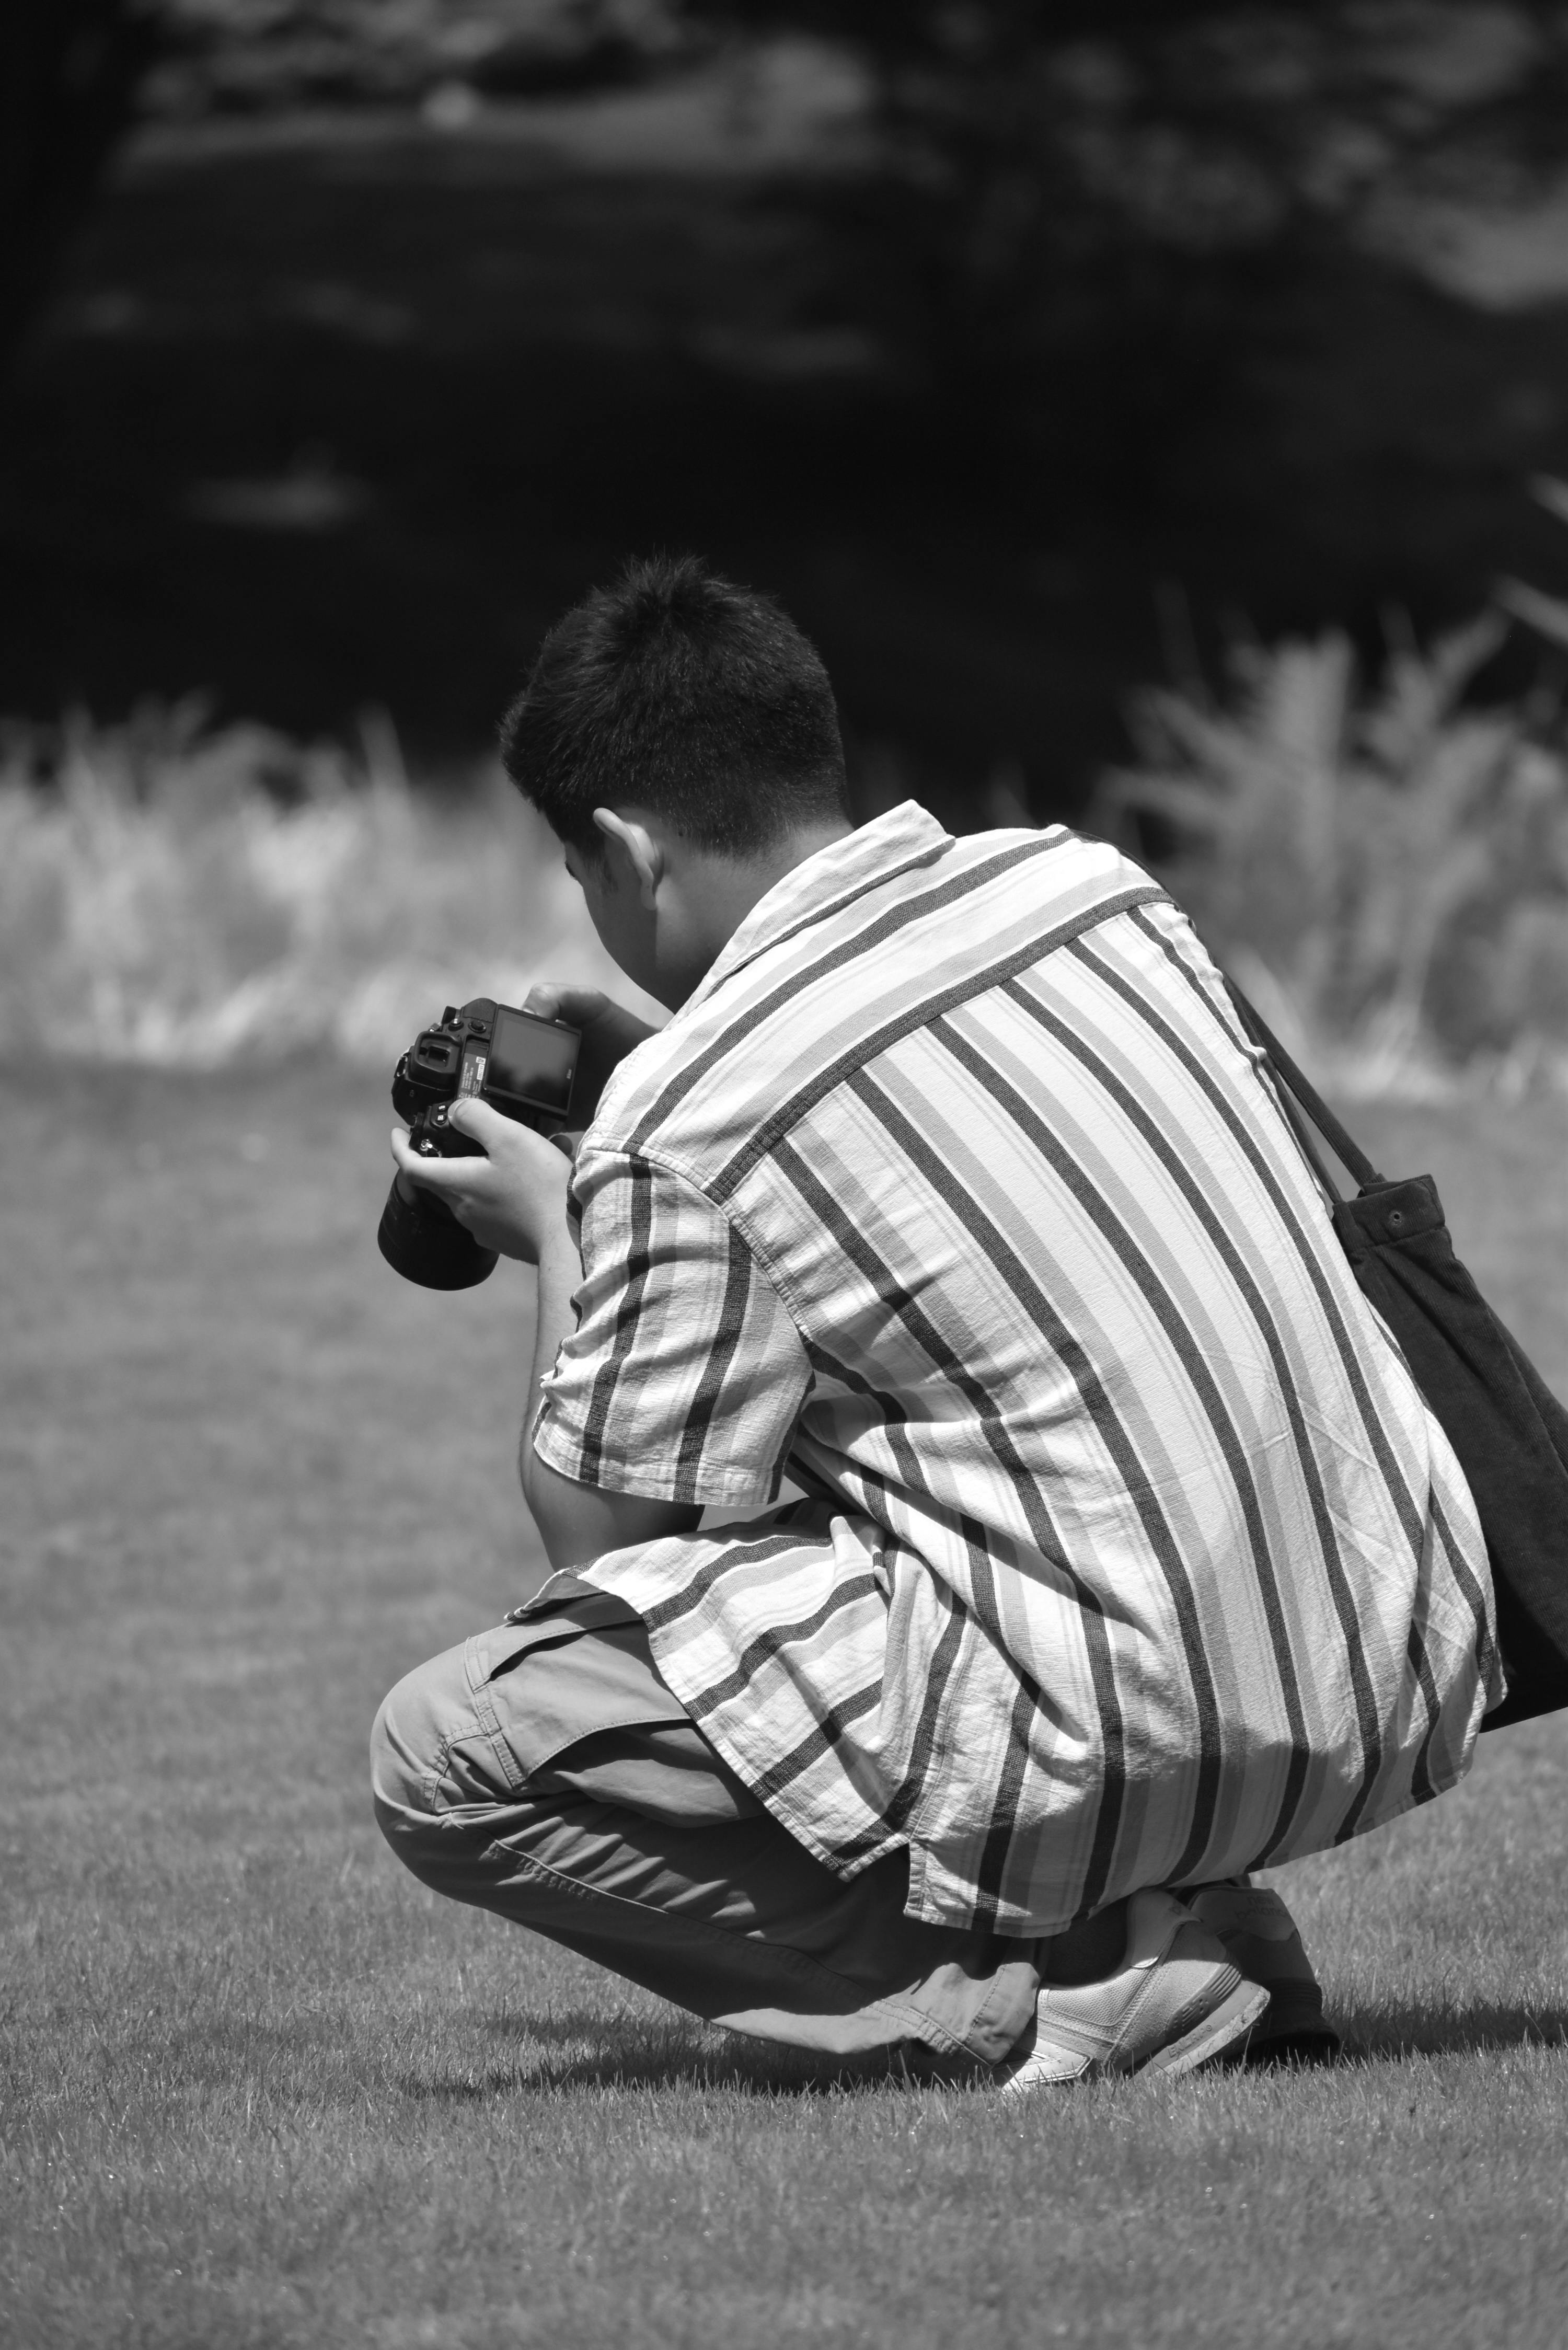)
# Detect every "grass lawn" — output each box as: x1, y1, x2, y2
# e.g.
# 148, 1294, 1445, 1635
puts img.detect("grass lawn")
4, 1063, 1568, 2348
